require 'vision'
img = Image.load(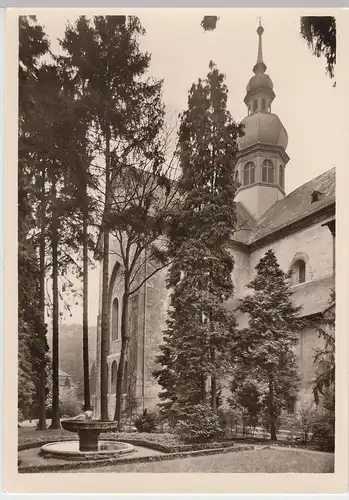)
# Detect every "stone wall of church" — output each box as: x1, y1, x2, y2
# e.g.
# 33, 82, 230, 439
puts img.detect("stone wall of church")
138, 266, 169, 411
249, 222, 333, 281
